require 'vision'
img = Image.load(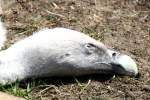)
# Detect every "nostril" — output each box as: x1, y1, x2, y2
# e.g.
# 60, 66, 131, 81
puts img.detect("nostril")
112, 52, 116, 56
